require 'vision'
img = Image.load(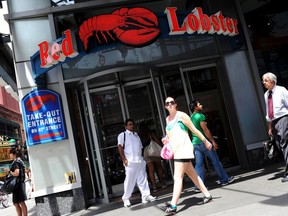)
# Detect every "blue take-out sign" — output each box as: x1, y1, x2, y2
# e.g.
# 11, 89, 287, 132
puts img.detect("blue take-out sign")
21, 89, 67, 146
